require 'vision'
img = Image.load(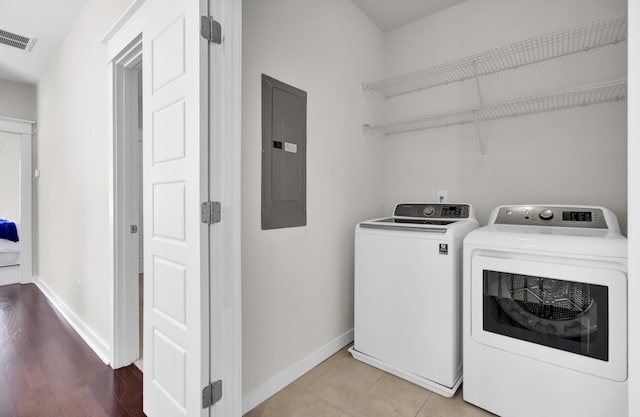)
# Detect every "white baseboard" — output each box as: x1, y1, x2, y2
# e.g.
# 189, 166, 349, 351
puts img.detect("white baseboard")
242, 328, 354, 414
34, 276, 111, 364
